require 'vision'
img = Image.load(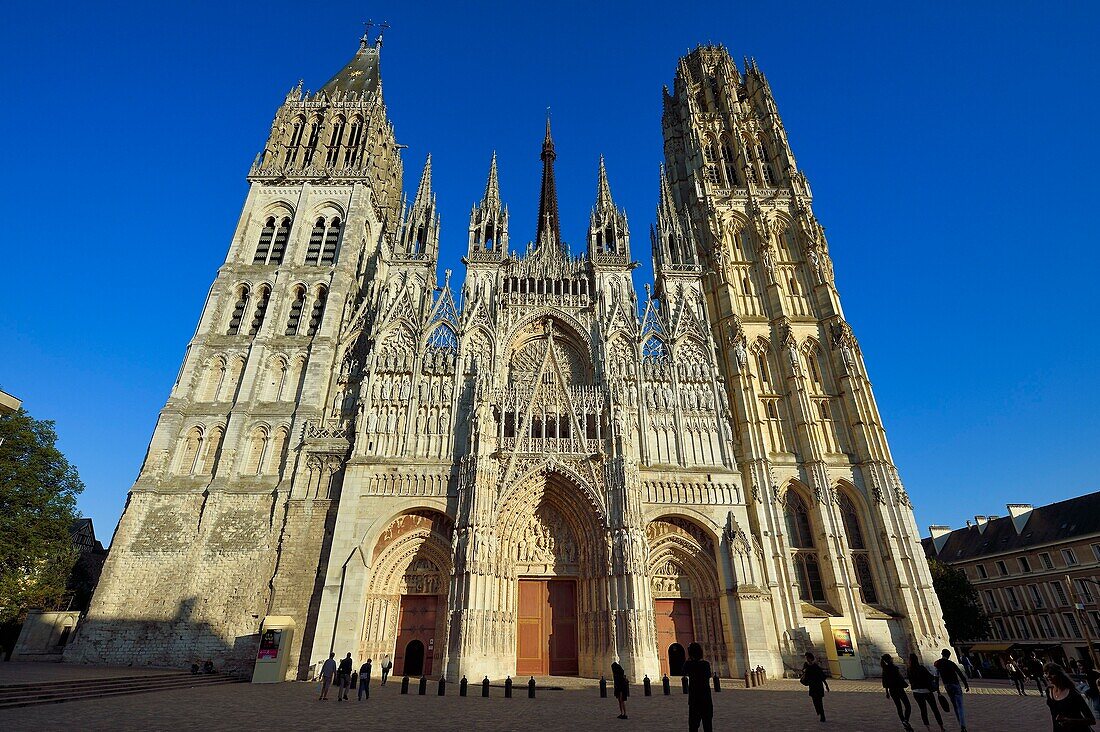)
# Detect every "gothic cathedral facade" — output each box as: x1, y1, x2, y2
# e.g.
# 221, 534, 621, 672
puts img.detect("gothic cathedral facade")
70, 35, 949, 681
